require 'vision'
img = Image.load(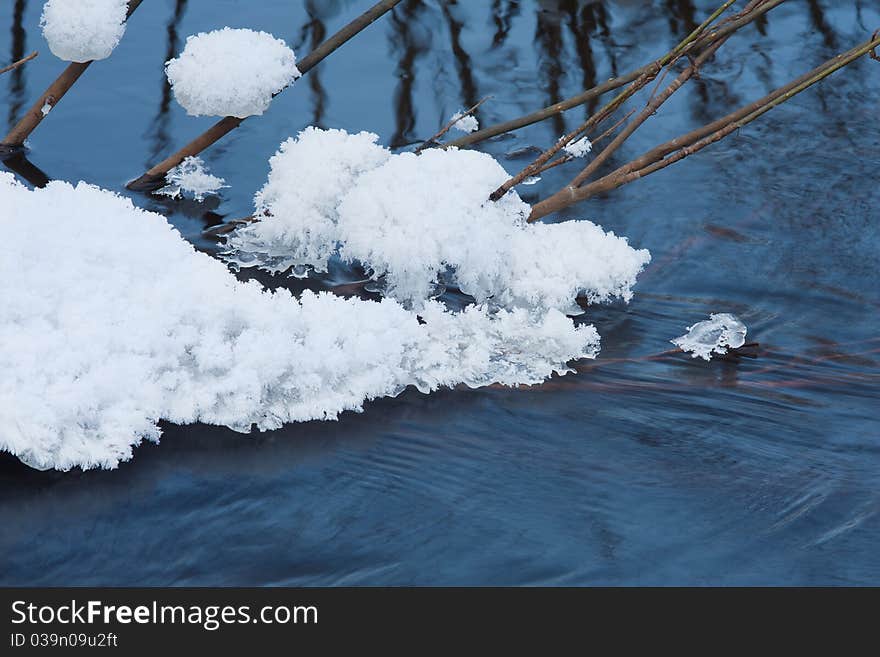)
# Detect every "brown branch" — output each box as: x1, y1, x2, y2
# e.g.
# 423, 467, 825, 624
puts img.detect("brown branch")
0, 51, 37, 76
487, 0, 764, 201
568, 0, 780, 191
1, 0, 143, 151
445, 0, 751, 152
127, 0, 404, 191
528, 32, 880, 221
